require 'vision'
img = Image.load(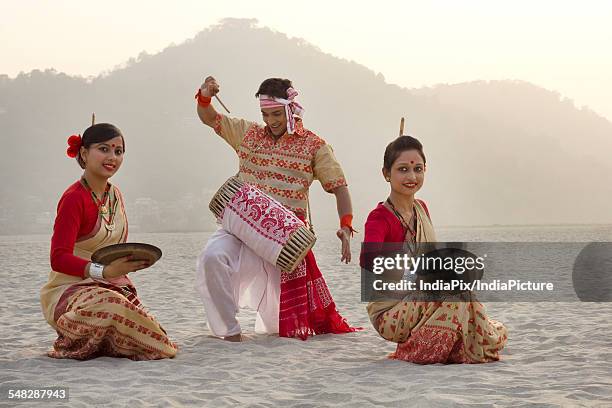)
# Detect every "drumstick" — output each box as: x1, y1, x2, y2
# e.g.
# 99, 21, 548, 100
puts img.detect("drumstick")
214, 95, 231, 114
92, 112, 96, 126
204, 75, 231, 113
399, 117, 405, 136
